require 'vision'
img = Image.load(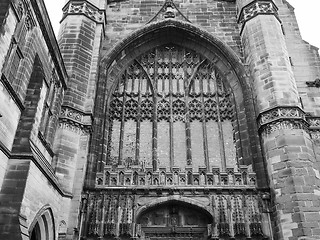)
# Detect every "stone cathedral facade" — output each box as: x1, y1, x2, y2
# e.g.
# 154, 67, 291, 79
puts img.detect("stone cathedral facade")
1, 0, 320, 239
